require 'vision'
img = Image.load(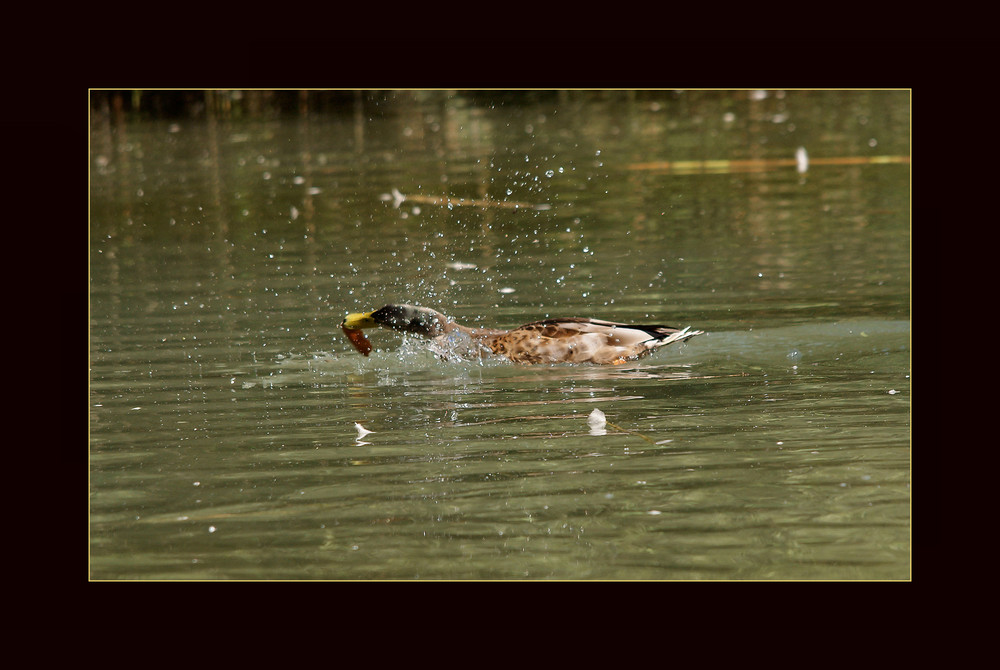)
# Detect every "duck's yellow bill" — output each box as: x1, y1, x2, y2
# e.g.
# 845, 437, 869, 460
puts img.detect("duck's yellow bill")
342, 311, 377, 330
341, 311, 377, 356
